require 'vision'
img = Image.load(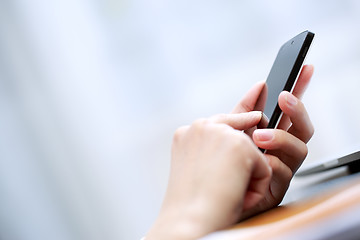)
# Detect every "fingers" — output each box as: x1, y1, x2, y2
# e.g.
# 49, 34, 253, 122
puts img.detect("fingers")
173, 125, 190, 143
278, 91, 314, 143
242, 154, 293, 217
242, 172, 271, 211
265, 154, 293, 201
253, 128, 308, 173
174, 111, 266, 144
292, 64, 314, 99
231, 65, 313, 115
275, 65, 314, 130
231, 81, 265, 113
240, 139, 272, 211
209, 111, 263, 130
